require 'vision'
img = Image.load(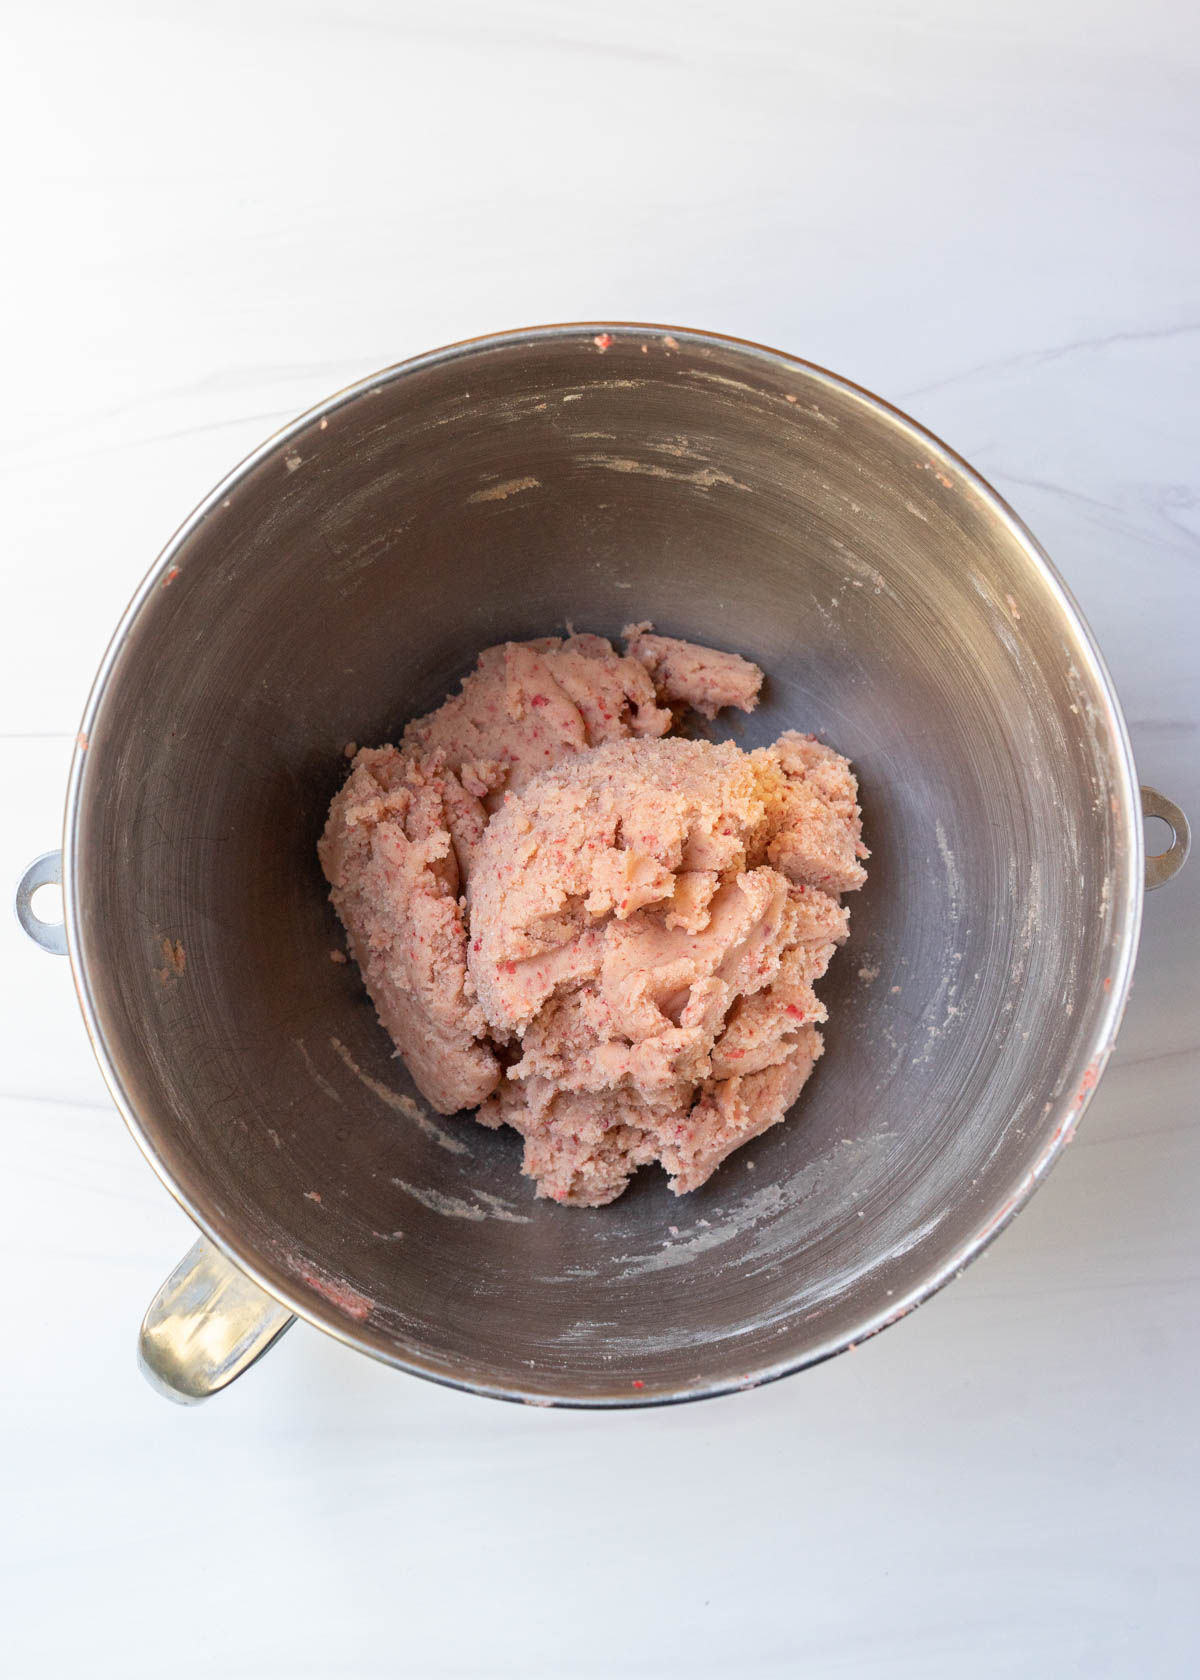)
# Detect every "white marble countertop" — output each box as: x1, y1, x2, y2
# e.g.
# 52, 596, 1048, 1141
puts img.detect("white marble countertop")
3, 3, 1197, 1675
